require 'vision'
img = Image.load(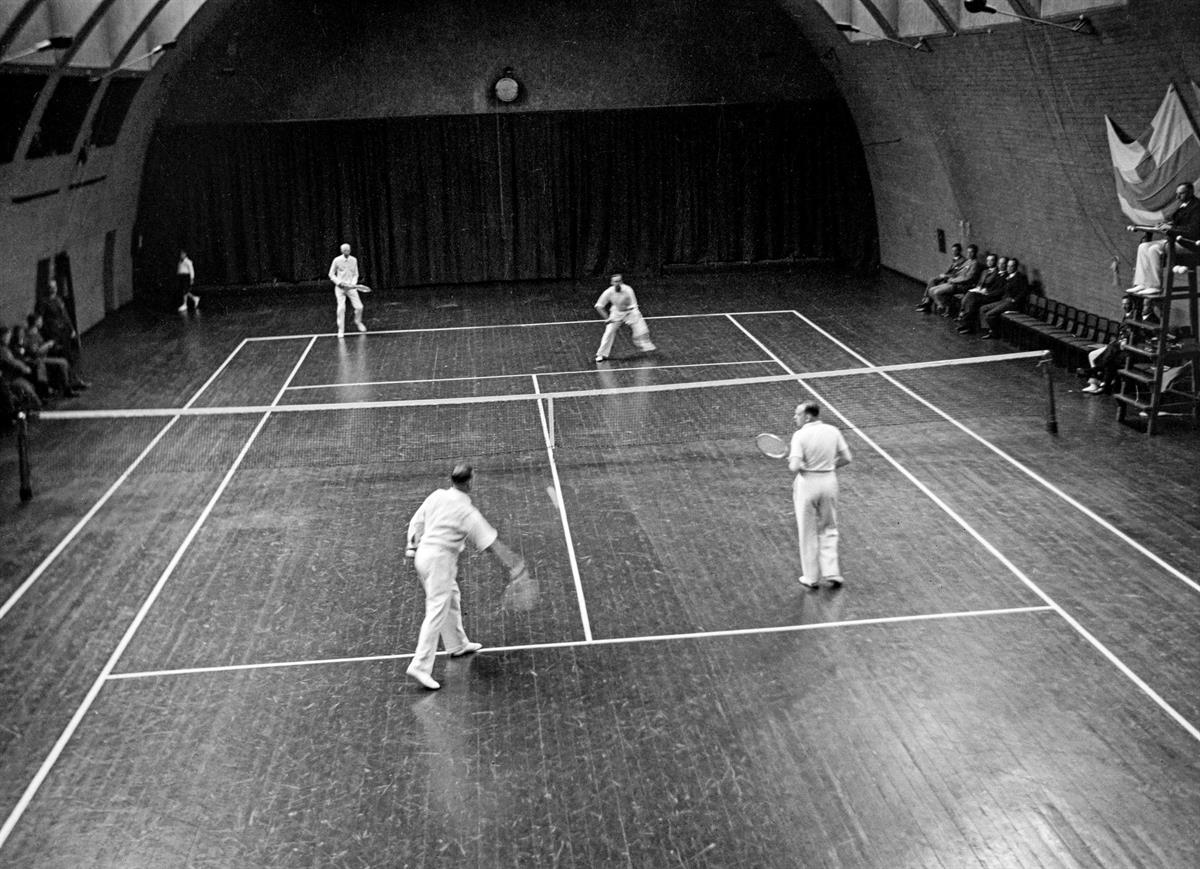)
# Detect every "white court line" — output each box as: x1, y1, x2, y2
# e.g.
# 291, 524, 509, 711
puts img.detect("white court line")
286, 358, 777, 390
791, 311, 1200, 596
0, 337, 250, 625
106, 605, 1053, 681
0, 337, 318, 853
243, 309, 800, 342
727, 314, 1200, 745
532, 375, 592, 642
